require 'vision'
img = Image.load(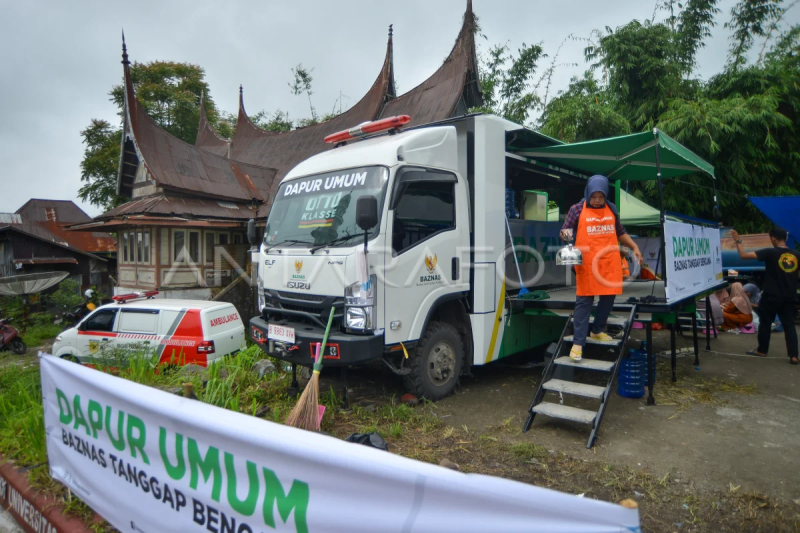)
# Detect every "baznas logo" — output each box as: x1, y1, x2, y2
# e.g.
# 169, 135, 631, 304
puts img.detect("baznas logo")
294, 260, 303, 273
425, 254, 438, 273
779, 252, 798, 273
